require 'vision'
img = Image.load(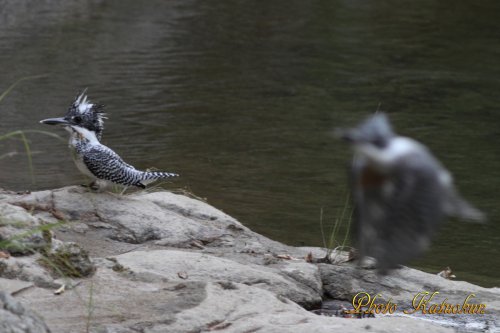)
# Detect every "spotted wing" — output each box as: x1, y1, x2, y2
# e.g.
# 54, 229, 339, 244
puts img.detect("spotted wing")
82, 145, 141, 187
